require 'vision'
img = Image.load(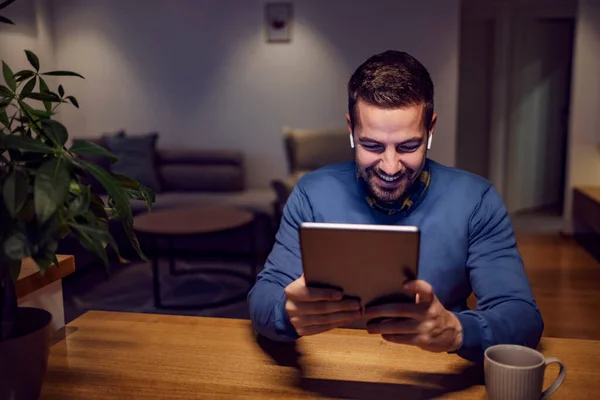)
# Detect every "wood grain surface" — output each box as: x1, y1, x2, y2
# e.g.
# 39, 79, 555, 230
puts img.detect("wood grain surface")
133, 205, 254, 235
16, 255, 75, 299
42, 311, 600, 399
